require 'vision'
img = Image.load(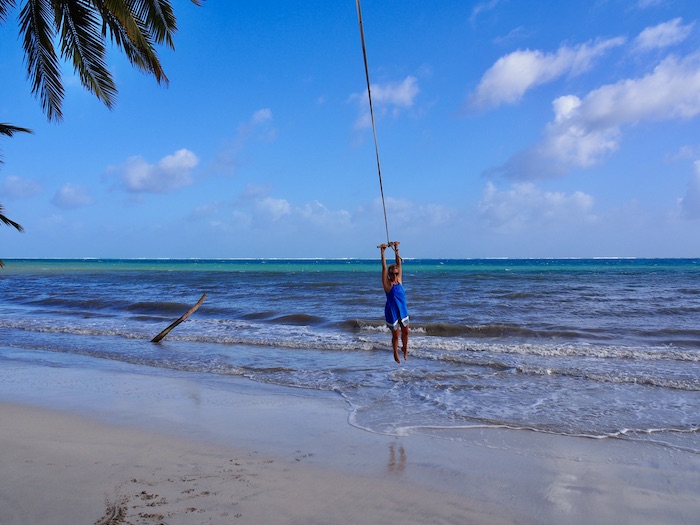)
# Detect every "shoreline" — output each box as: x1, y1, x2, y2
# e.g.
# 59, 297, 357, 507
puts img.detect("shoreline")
1, 360, 699, 524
